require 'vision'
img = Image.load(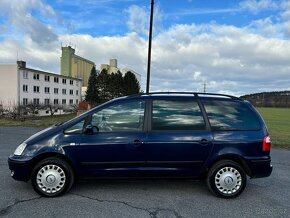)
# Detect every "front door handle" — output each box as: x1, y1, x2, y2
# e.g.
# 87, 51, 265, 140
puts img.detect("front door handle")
199, 139, 209, 145
133, 139, 144, 146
